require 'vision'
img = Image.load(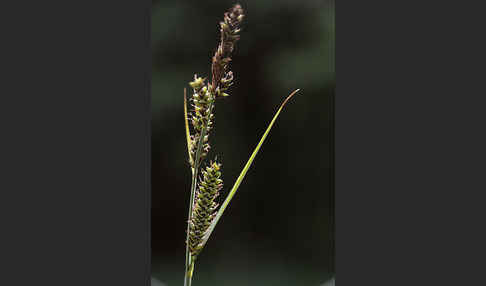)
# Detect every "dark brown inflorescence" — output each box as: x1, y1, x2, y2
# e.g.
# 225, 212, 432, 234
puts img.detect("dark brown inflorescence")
211, 4, 244, 97
187, 4, 244, 168
188, 161, 223, 257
